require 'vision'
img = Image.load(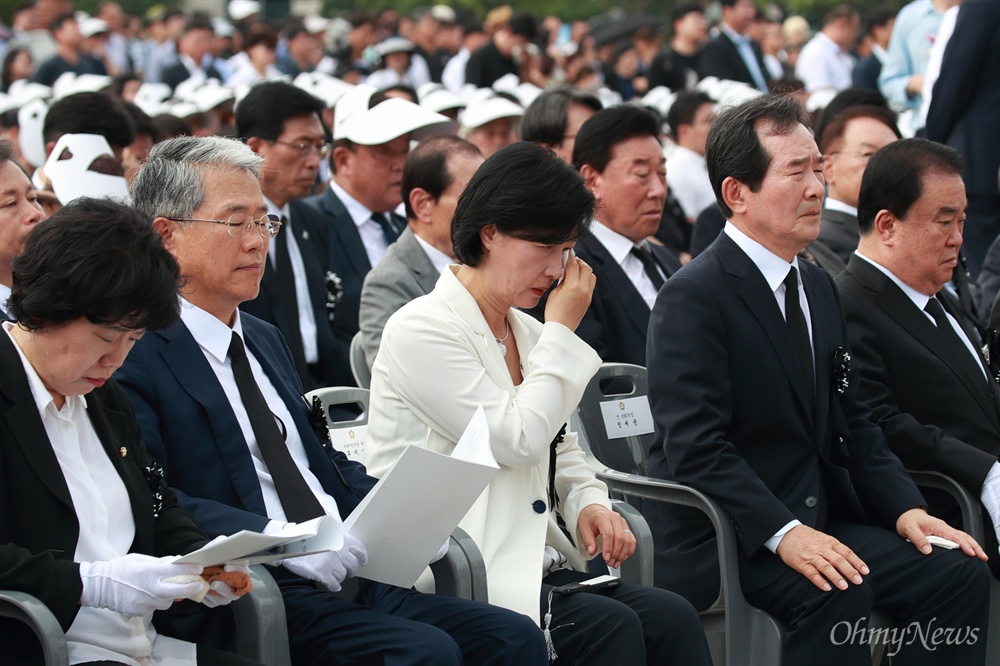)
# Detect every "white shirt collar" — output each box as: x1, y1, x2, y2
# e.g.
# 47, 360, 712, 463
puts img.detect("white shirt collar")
724, 221, 800, 293
873, 43, 888, 64
824, 198, 858, 217
720, 22, 748, 42
264, 195, 289, 221
3, 321, 88, 414
413, 232, 454, 274
816, 31, 843, 55
590, 219, 637, 265
669, 145, 705, 164
329, 179, 375, 229
853, 251, 933, 308
178, 297, 244, 364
